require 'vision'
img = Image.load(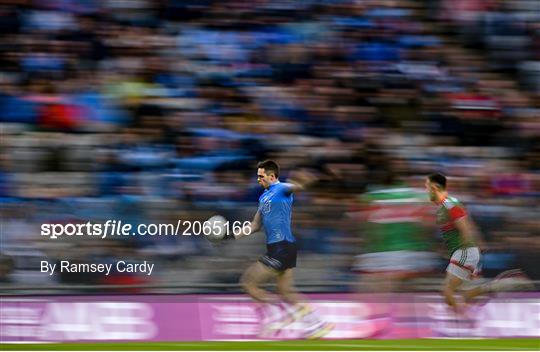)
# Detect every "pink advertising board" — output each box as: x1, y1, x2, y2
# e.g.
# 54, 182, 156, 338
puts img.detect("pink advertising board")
1, 293, 538, 342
